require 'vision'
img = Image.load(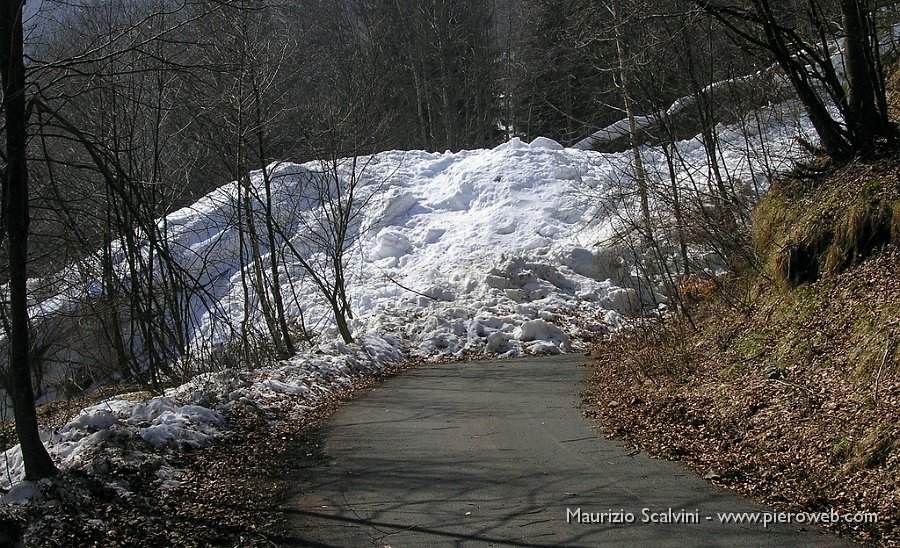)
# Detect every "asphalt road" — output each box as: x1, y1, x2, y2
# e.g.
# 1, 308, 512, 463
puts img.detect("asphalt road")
275, 355, 854, 547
